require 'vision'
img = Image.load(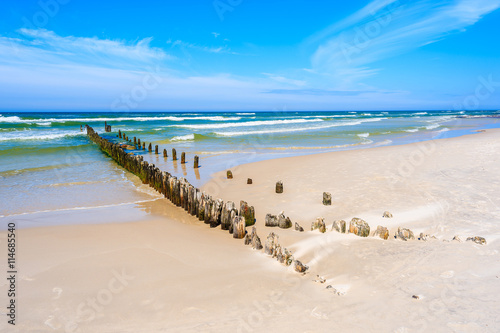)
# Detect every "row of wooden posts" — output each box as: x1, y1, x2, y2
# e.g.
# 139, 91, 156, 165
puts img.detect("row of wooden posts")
88, 125, 310, 274
86, 125, 254, 238
116, 129, 199, 169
